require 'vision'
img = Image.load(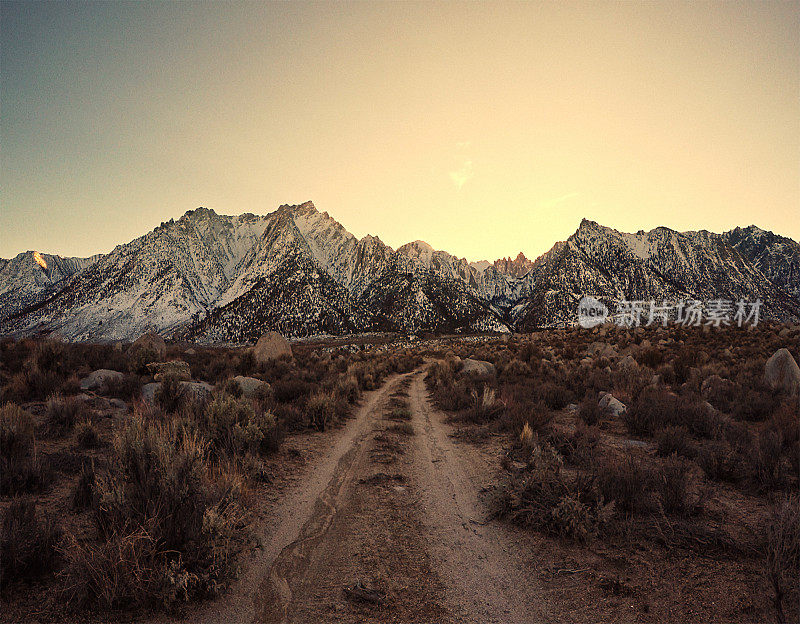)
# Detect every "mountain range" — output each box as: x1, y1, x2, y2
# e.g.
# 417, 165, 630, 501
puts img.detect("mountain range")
1, 201, 798, 342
